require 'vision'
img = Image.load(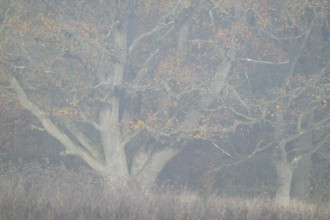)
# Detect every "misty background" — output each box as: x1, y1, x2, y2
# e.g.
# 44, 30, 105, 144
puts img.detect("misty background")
0, 0, 329, 203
